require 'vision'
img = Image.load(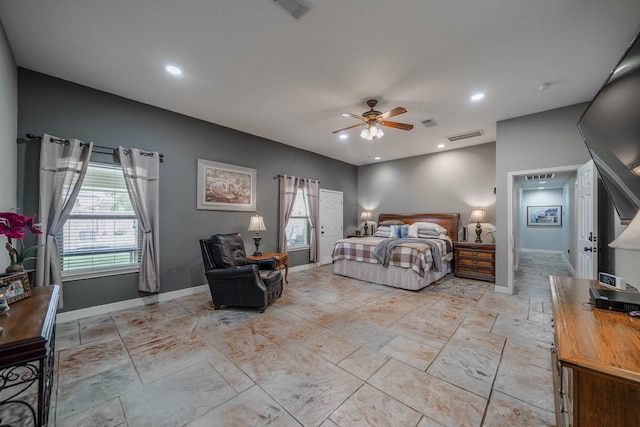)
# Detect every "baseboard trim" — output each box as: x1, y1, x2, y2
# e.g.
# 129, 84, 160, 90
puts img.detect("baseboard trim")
57, 263, 324, 323
56, 284, 210, 323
